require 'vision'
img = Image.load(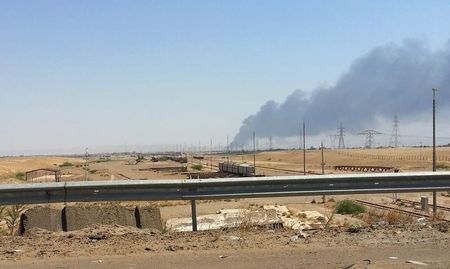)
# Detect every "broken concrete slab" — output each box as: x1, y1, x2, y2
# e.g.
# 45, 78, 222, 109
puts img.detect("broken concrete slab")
136, 206, 163, 230
264, 205, 327, 230
166, 208, 281, 232
64, 204, 136, 231
20, 206, 63, 234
